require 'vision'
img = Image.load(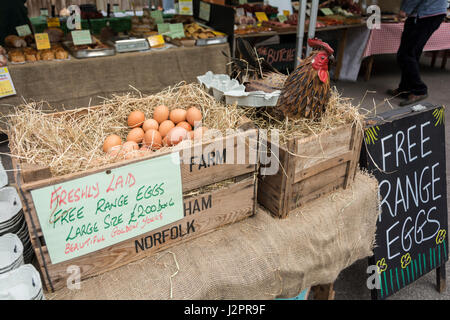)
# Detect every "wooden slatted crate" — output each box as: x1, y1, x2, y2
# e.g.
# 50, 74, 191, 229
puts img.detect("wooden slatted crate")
258, 123, 363, 219
10, 111, 258, 292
